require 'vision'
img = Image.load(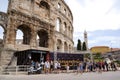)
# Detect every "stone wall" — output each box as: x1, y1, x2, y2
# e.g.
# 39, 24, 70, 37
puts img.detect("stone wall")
0, 0, 74, 66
